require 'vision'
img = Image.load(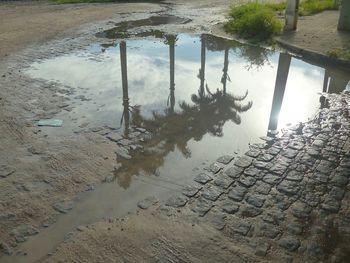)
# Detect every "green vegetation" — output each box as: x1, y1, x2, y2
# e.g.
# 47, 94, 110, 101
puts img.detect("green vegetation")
299, 0, 338, 15
265, 0, 338, 16
224, 2, 283, 41
224, 0, 340, 41
327, 49, 350, 61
